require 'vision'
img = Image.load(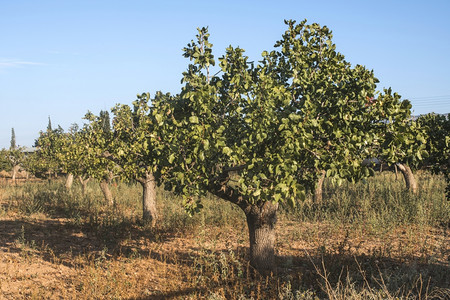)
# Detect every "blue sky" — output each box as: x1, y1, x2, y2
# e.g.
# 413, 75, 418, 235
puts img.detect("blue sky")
1, 0, 449, 148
